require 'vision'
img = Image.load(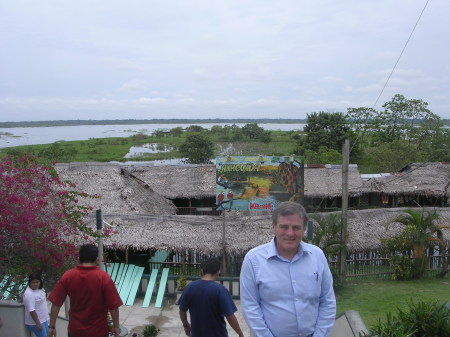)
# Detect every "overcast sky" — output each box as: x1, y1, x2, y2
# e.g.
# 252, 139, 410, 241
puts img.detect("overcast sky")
1, 0, 449, 122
